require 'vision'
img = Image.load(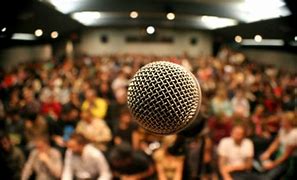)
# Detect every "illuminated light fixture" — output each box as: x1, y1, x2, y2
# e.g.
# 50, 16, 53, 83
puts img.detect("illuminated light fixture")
1, 27, 6, 32
146, 26, 155, 34
130, 11, 138, 19
46, 0, 79, 14
51, 31, 59, 39
241, 39, 284, 46
235, 35, 242, 43
254, 35, 262, 42
201, 16, 238, 29
166, 12, 175, 20
11, 33, 36, 40
240, 0, 291, 23
35, 29, 43, 37
71, 11, 101, 26
294, 36, 297, 41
